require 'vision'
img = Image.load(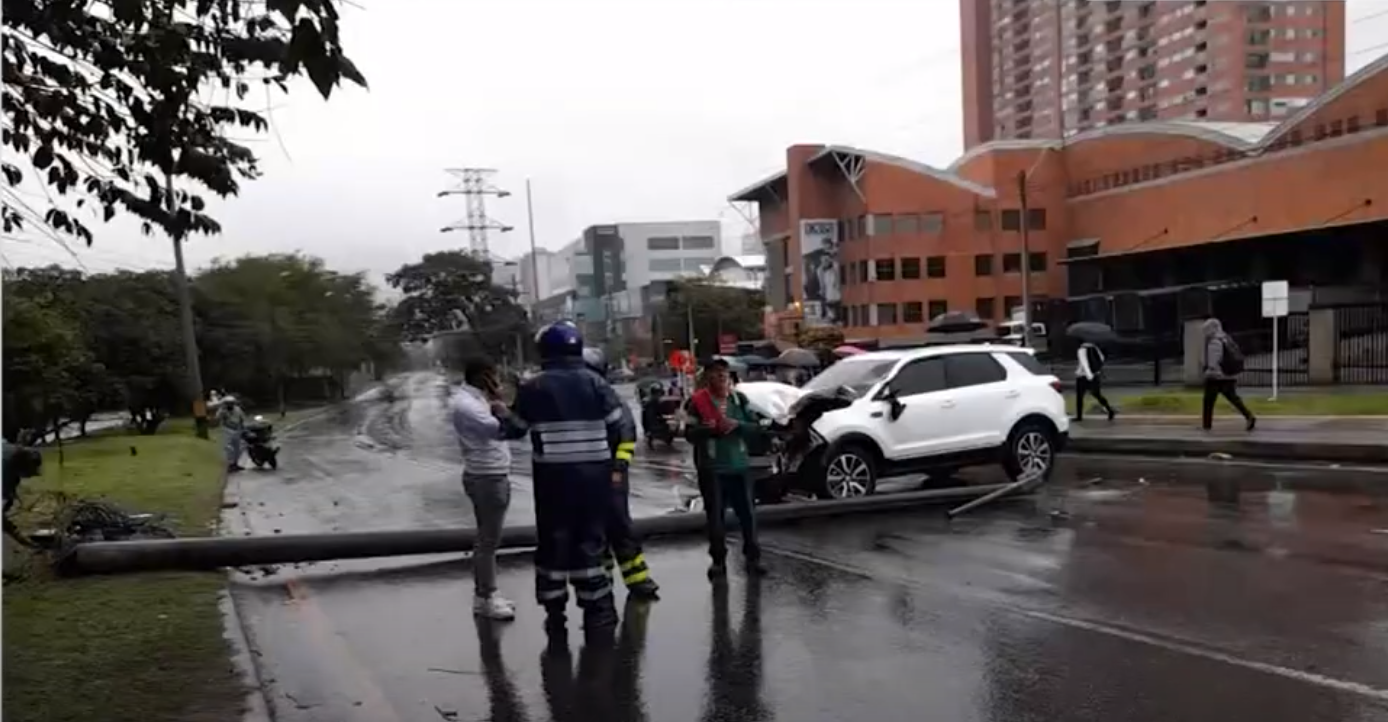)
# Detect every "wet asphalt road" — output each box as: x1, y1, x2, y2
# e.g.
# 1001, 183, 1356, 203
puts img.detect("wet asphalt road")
225, 372, 1388, 722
